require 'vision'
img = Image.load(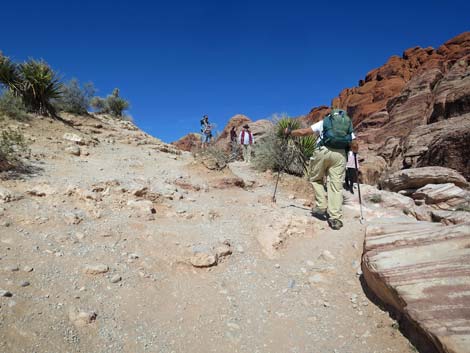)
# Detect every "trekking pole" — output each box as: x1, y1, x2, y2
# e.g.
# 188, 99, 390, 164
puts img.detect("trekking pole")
272, 168, 281, 203
353, 152, 365, 224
